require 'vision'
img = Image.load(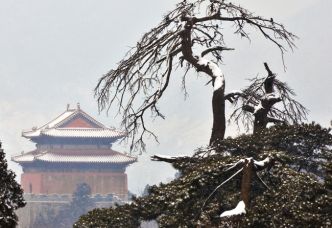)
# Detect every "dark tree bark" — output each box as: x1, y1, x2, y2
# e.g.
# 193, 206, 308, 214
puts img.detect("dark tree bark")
241, 158, 254, 208
252, 63, 282, 134
210, 87, 226, 145
239, 63, 282, 134
179, 15, 227, 146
